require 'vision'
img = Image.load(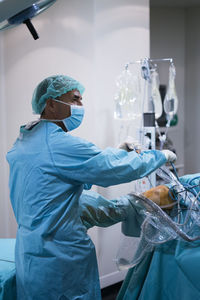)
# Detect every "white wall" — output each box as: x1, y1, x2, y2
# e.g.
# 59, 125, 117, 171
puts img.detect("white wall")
0, 33, 11, 237
0, 0, 150, 287
185, 7, 200, 173
150, 7, 185, 175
